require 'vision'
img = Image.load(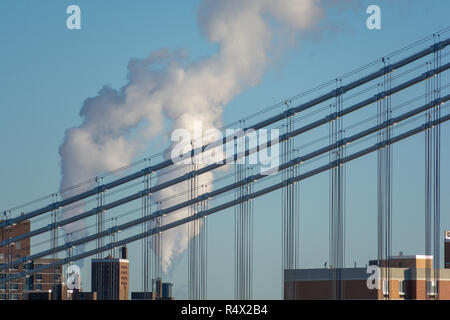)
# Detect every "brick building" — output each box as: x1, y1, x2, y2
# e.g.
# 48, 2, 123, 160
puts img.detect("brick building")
0, 220, 30, 300
0, 220, 64, 300
285, 231, 450, 300
24, 258, 63, 292
0, 257, 64, 300
285, 258, 450, 300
